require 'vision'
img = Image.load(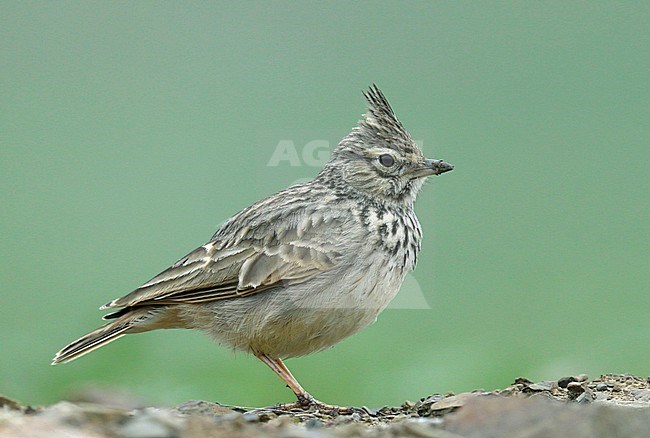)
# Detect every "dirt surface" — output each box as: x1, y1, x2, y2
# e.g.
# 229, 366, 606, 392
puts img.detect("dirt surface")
2, 374, 649, 437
